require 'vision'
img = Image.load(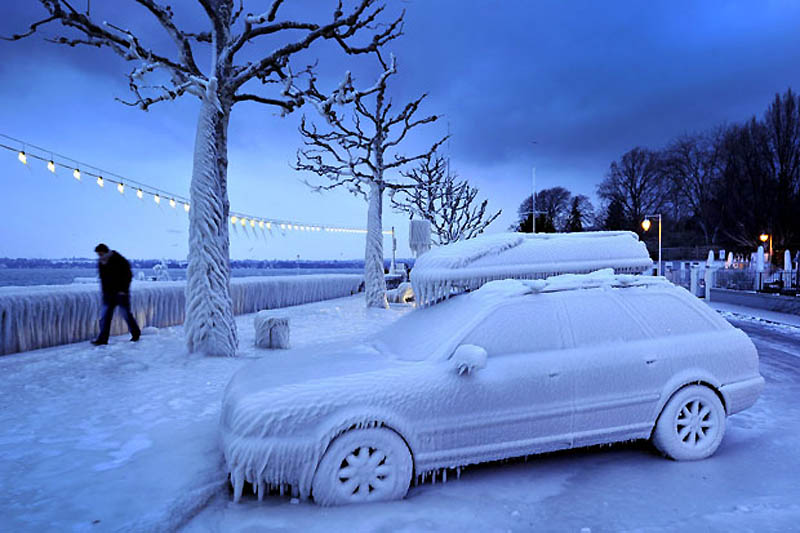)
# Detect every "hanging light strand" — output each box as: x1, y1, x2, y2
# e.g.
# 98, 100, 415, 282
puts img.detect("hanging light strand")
0, 133, 392, 235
